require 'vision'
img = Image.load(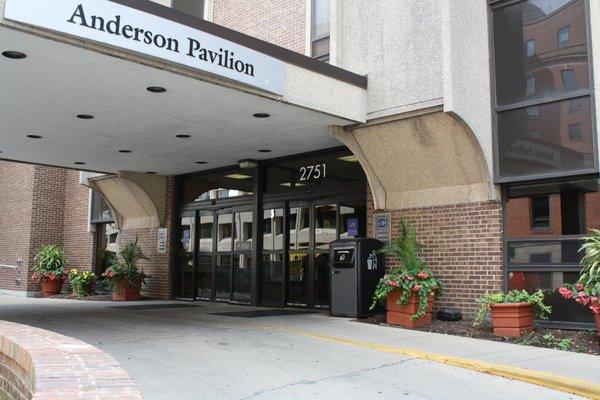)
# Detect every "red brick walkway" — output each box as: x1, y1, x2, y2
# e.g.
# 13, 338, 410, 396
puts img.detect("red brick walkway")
0, 320, 142, 399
